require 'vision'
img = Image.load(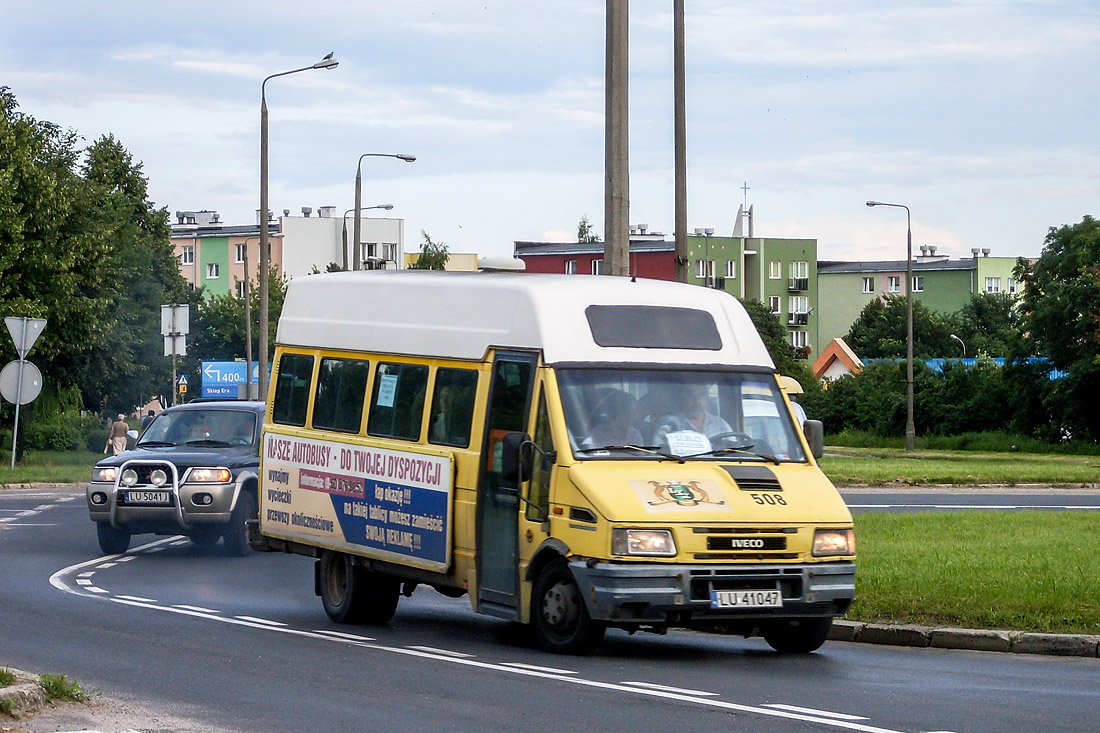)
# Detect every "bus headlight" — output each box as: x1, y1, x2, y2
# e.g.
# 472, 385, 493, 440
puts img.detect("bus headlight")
188, 468, 232, 483
612, 528, 677, 557
91, 467, 117, 483
813, 529, 855, 557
